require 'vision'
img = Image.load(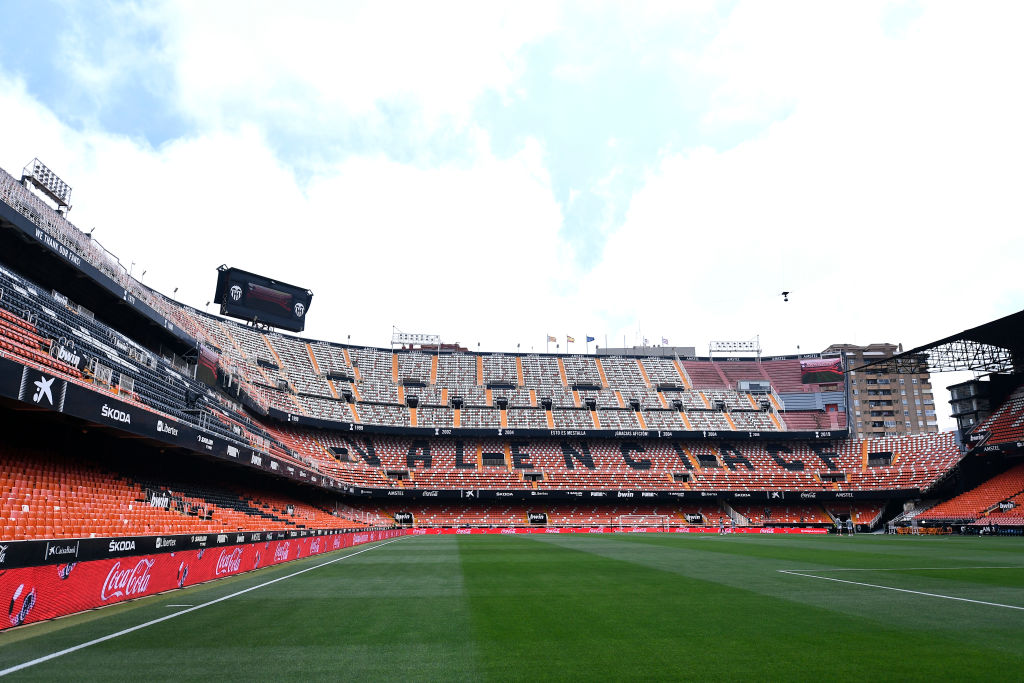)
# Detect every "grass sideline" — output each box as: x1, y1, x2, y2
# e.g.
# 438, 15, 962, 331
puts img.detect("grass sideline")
1, 534, 1022, 680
